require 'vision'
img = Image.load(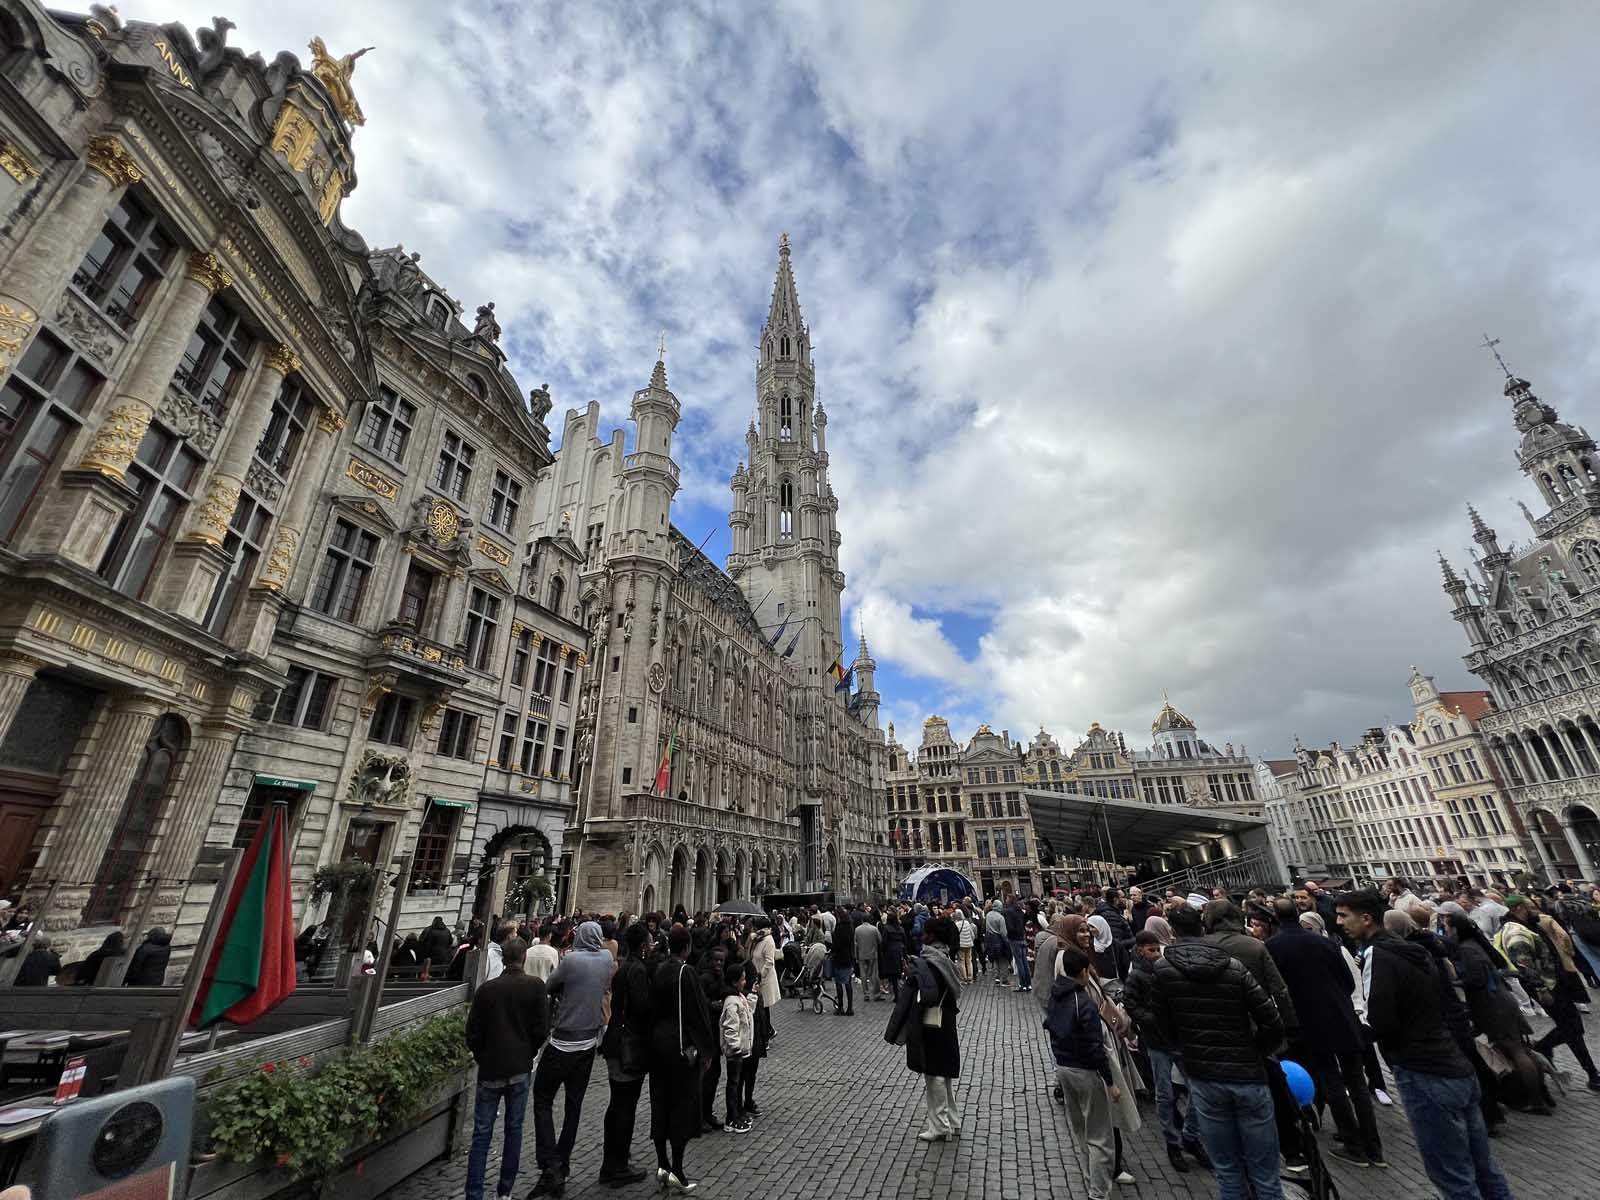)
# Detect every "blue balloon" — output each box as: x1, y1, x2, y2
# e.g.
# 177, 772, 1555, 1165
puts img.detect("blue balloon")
1280, 1060, 1316, 1106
